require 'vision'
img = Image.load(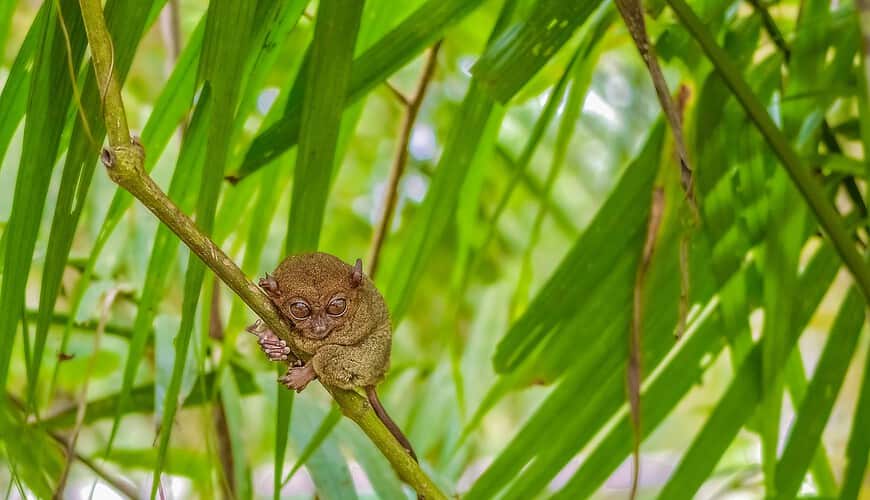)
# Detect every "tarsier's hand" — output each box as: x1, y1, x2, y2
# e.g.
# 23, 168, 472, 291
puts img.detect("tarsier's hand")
245, 320, 291, 362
